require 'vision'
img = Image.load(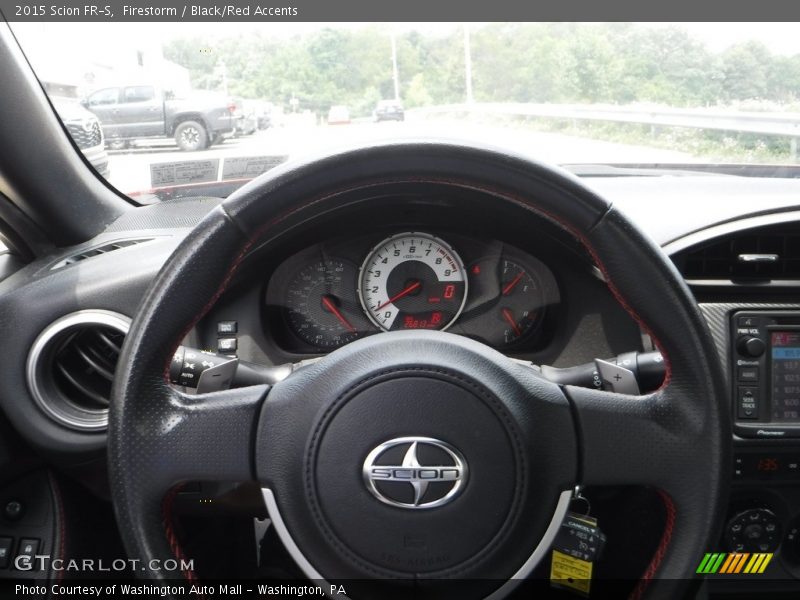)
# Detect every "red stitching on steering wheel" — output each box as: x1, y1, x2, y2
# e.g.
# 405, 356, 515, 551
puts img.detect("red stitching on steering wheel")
158, 173, 676, 590
629, 489, 677, 600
